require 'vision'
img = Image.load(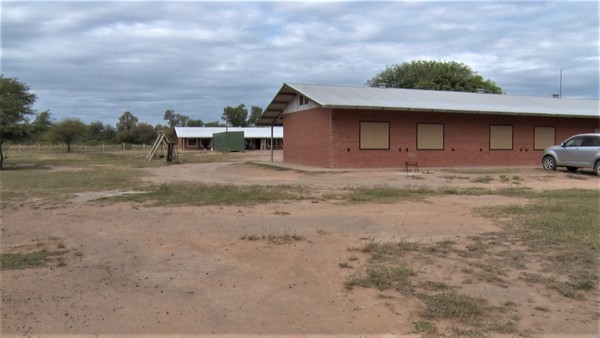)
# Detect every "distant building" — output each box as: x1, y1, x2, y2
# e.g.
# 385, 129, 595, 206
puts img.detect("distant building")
174, 127, 283, 151
257, 83, 599, 168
